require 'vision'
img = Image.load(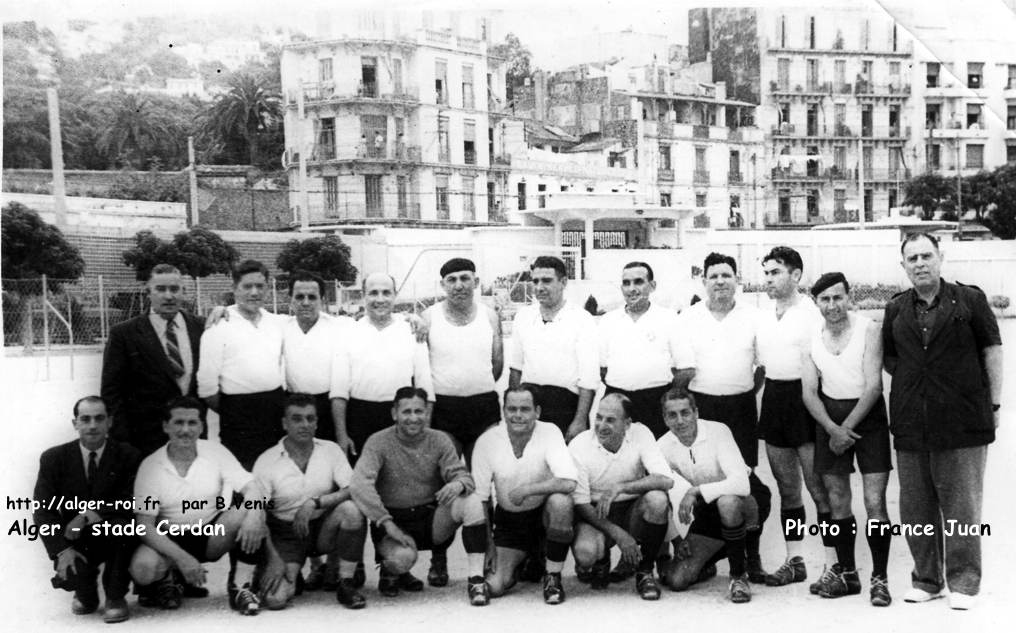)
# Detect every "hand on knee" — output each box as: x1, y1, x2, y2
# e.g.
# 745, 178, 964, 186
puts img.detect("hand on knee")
382, 545, 417, 575
262, 581, 294, 610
